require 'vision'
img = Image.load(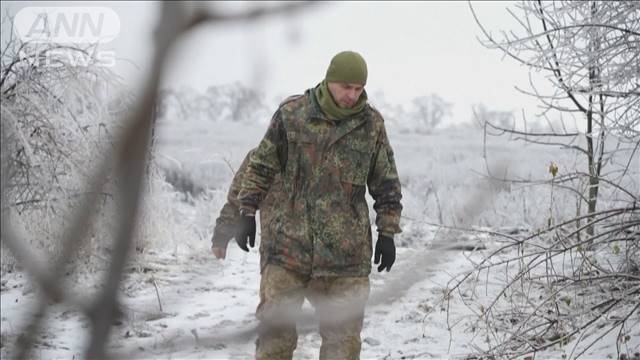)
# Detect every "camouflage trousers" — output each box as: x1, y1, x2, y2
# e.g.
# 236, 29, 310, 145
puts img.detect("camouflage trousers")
255, 264, 370, 360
